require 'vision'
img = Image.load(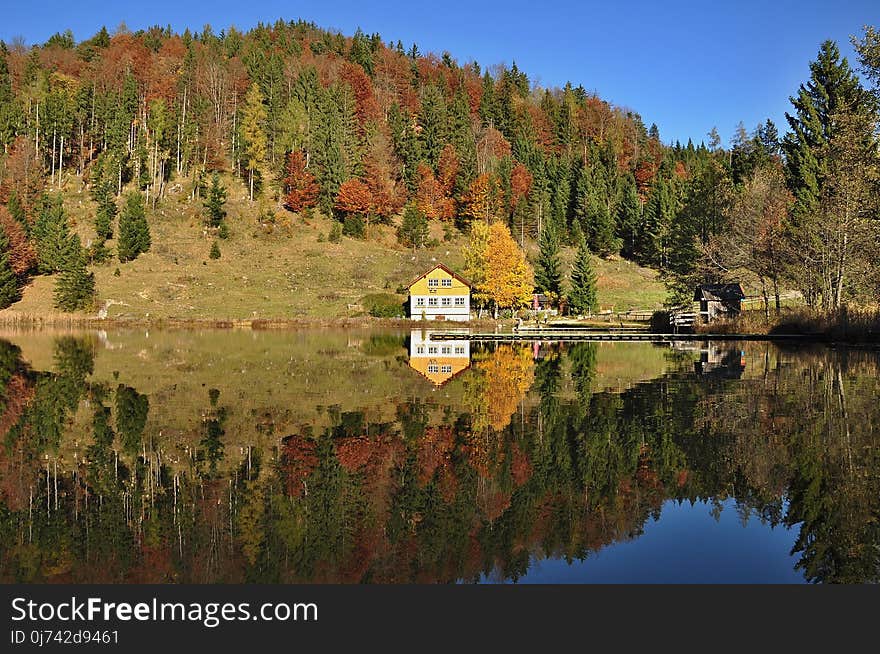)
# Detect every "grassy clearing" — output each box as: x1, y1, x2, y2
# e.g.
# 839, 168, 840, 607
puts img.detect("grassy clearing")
2, 175, 668, 323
